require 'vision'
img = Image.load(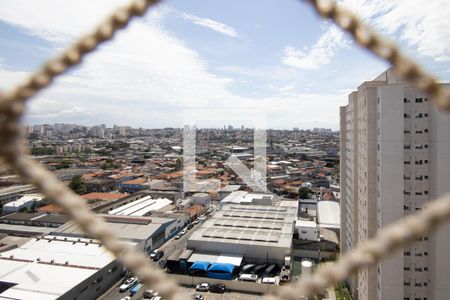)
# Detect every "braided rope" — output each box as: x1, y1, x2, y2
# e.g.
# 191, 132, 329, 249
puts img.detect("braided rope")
304, 0, 450, 113
266, 193, 450, 300
0, 1, 182, 299
0, 0, 449, 300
